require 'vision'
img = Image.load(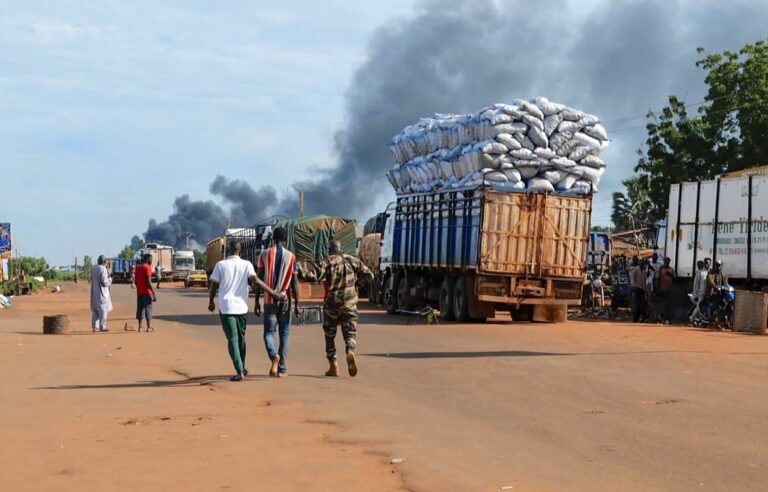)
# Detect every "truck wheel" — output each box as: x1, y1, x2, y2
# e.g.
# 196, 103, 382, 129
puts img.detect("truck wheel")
384, 274, 398, 315
368, 281, 378, 304
453, 277, 470, 322
439, 277, 456, 321
396, 277, 411, 312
